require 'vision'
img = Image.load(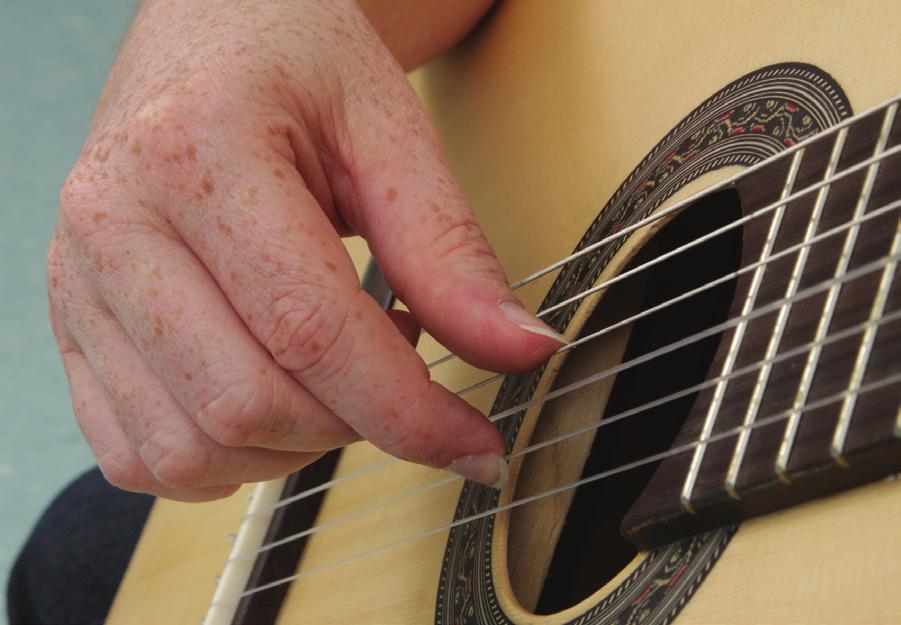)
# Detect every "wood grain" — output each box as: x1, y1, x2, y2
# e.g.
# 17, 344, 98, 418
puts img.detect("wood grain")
110, 2, 901, 624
